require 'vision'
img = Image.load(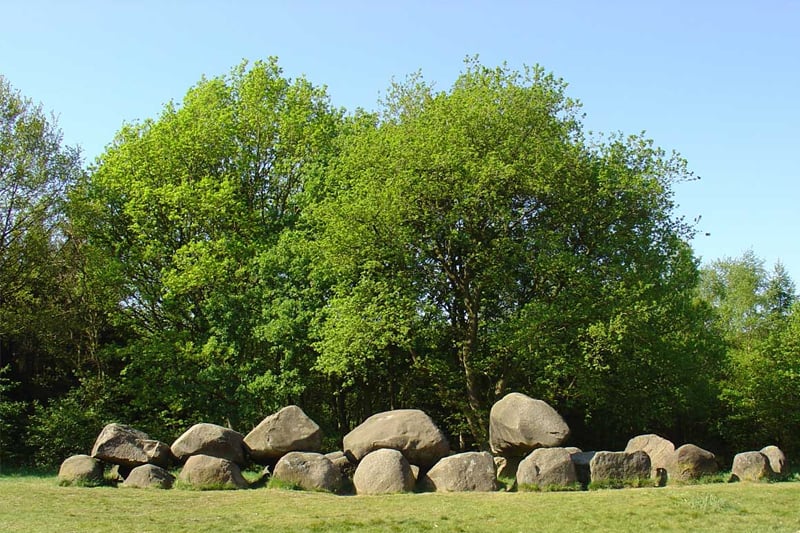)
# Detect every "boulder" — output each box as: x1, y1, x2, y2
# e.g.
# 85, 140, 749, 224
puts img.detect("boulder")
58, 454, 104, 486
760, 445, 788, 477
353, 448, 415, 495
670, 444, 718, 481
343, 409, 449, 469
589, 451, 651, 485
244, 406, 322, 463
178, 454, 248, 489
91, 423, 174, 468
569, 451, 596, 486
122, 464, 175, 489
272, 452, 342, 493
731, 451, 772, 482
624, 434, 675, 477
171, 423, 247, 465
421, 451, 497, 492
489, 392, 570, 456
517, 447, 577, 490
